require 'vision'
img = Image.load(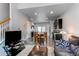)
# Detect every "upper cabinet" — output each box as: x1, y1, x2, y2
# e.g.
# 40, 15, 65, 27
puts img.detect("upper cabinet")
53, 18, 63, 29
